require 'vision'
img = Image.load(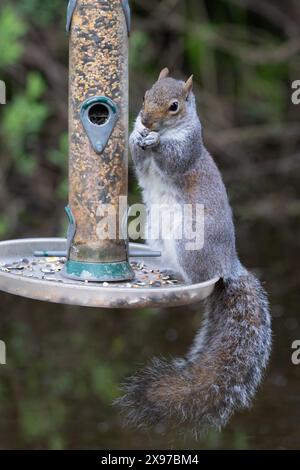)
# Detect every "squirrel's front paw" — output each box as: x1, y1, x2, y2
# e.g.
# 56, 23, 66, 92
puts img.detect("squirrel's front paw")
140, 131, 160, 150
130, 130, 145, 148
